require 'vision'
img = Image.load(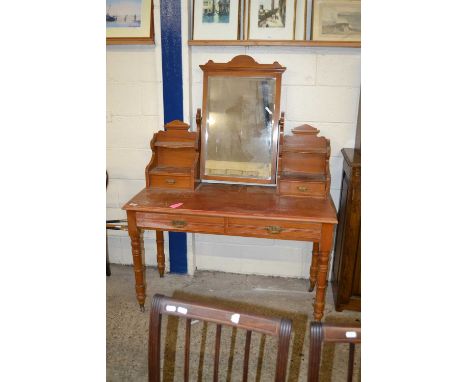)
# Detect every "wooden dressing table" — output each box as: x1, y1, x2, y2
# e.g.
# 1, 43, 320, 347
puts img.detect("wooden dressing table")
123, 183, 336, 320
122, 56, 338, 320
